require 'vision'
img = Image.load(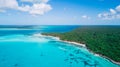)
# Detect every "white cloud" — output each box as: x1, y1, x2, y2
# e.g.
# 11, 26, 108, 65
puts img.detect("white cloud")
18, 5, 30, 12
110, 9, 116, 14
21, 0, 33, 2
18, 3, 52, 15
29, 3, 52, 15
0, 0, 52, 15
98, 13, 115, 20
98, 5, 120, 20
0, 0, 18, 9
82, 15, 90, 19
21, 0, 49, 3
116, 5, 120, 12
